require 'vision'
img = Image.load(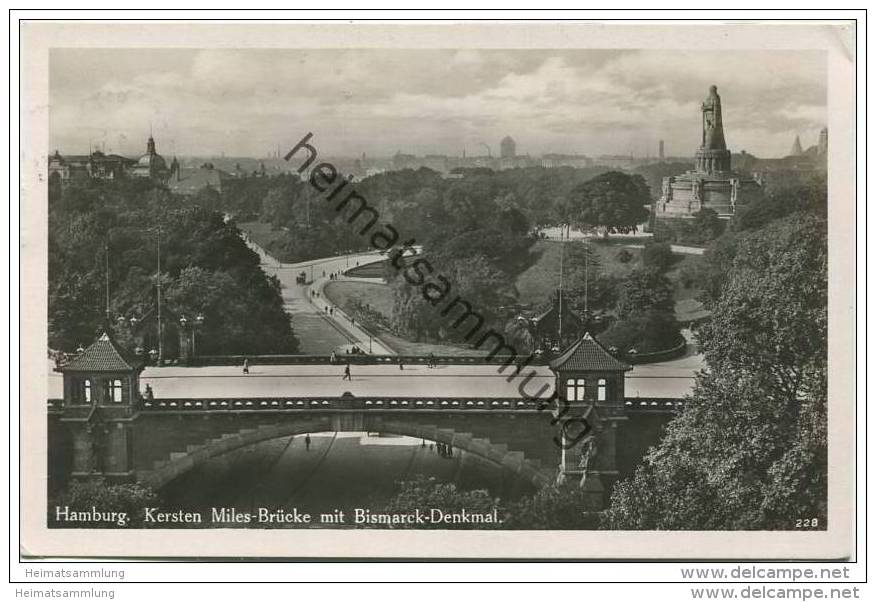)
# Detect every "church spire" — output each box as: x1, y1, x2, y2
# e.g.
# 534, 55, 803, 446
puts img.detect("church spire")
790, 135, 803, 156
